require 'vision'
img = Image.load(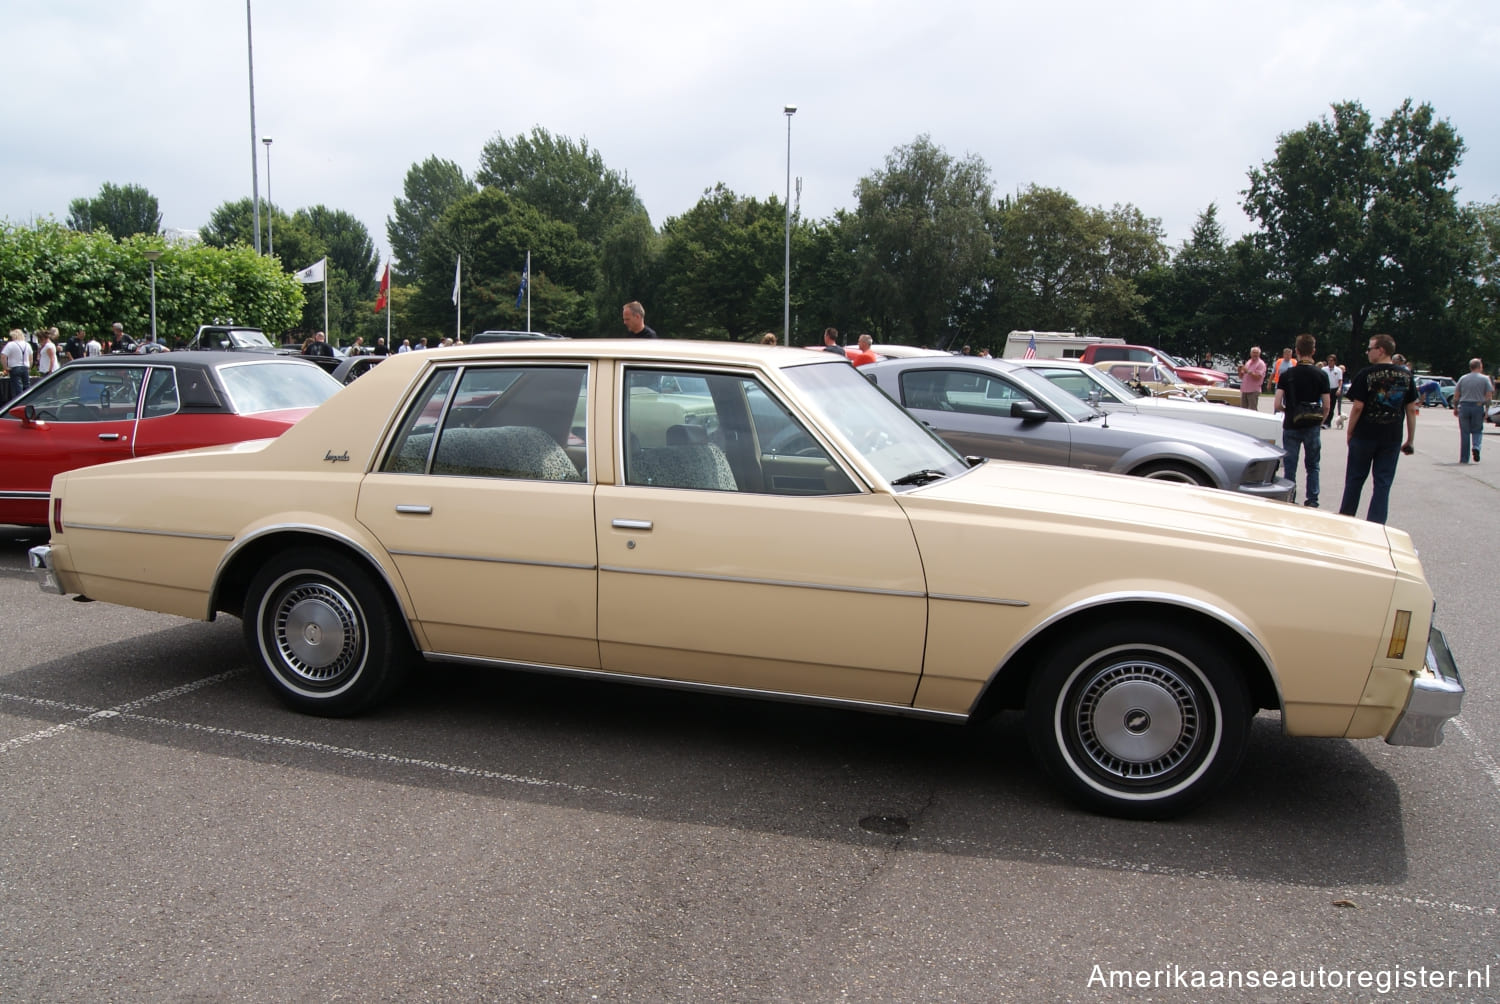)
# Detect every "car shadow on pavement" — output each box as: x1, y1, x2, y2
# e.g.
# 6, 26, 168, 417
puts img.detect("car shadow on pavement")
2, 634, 1408, 890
